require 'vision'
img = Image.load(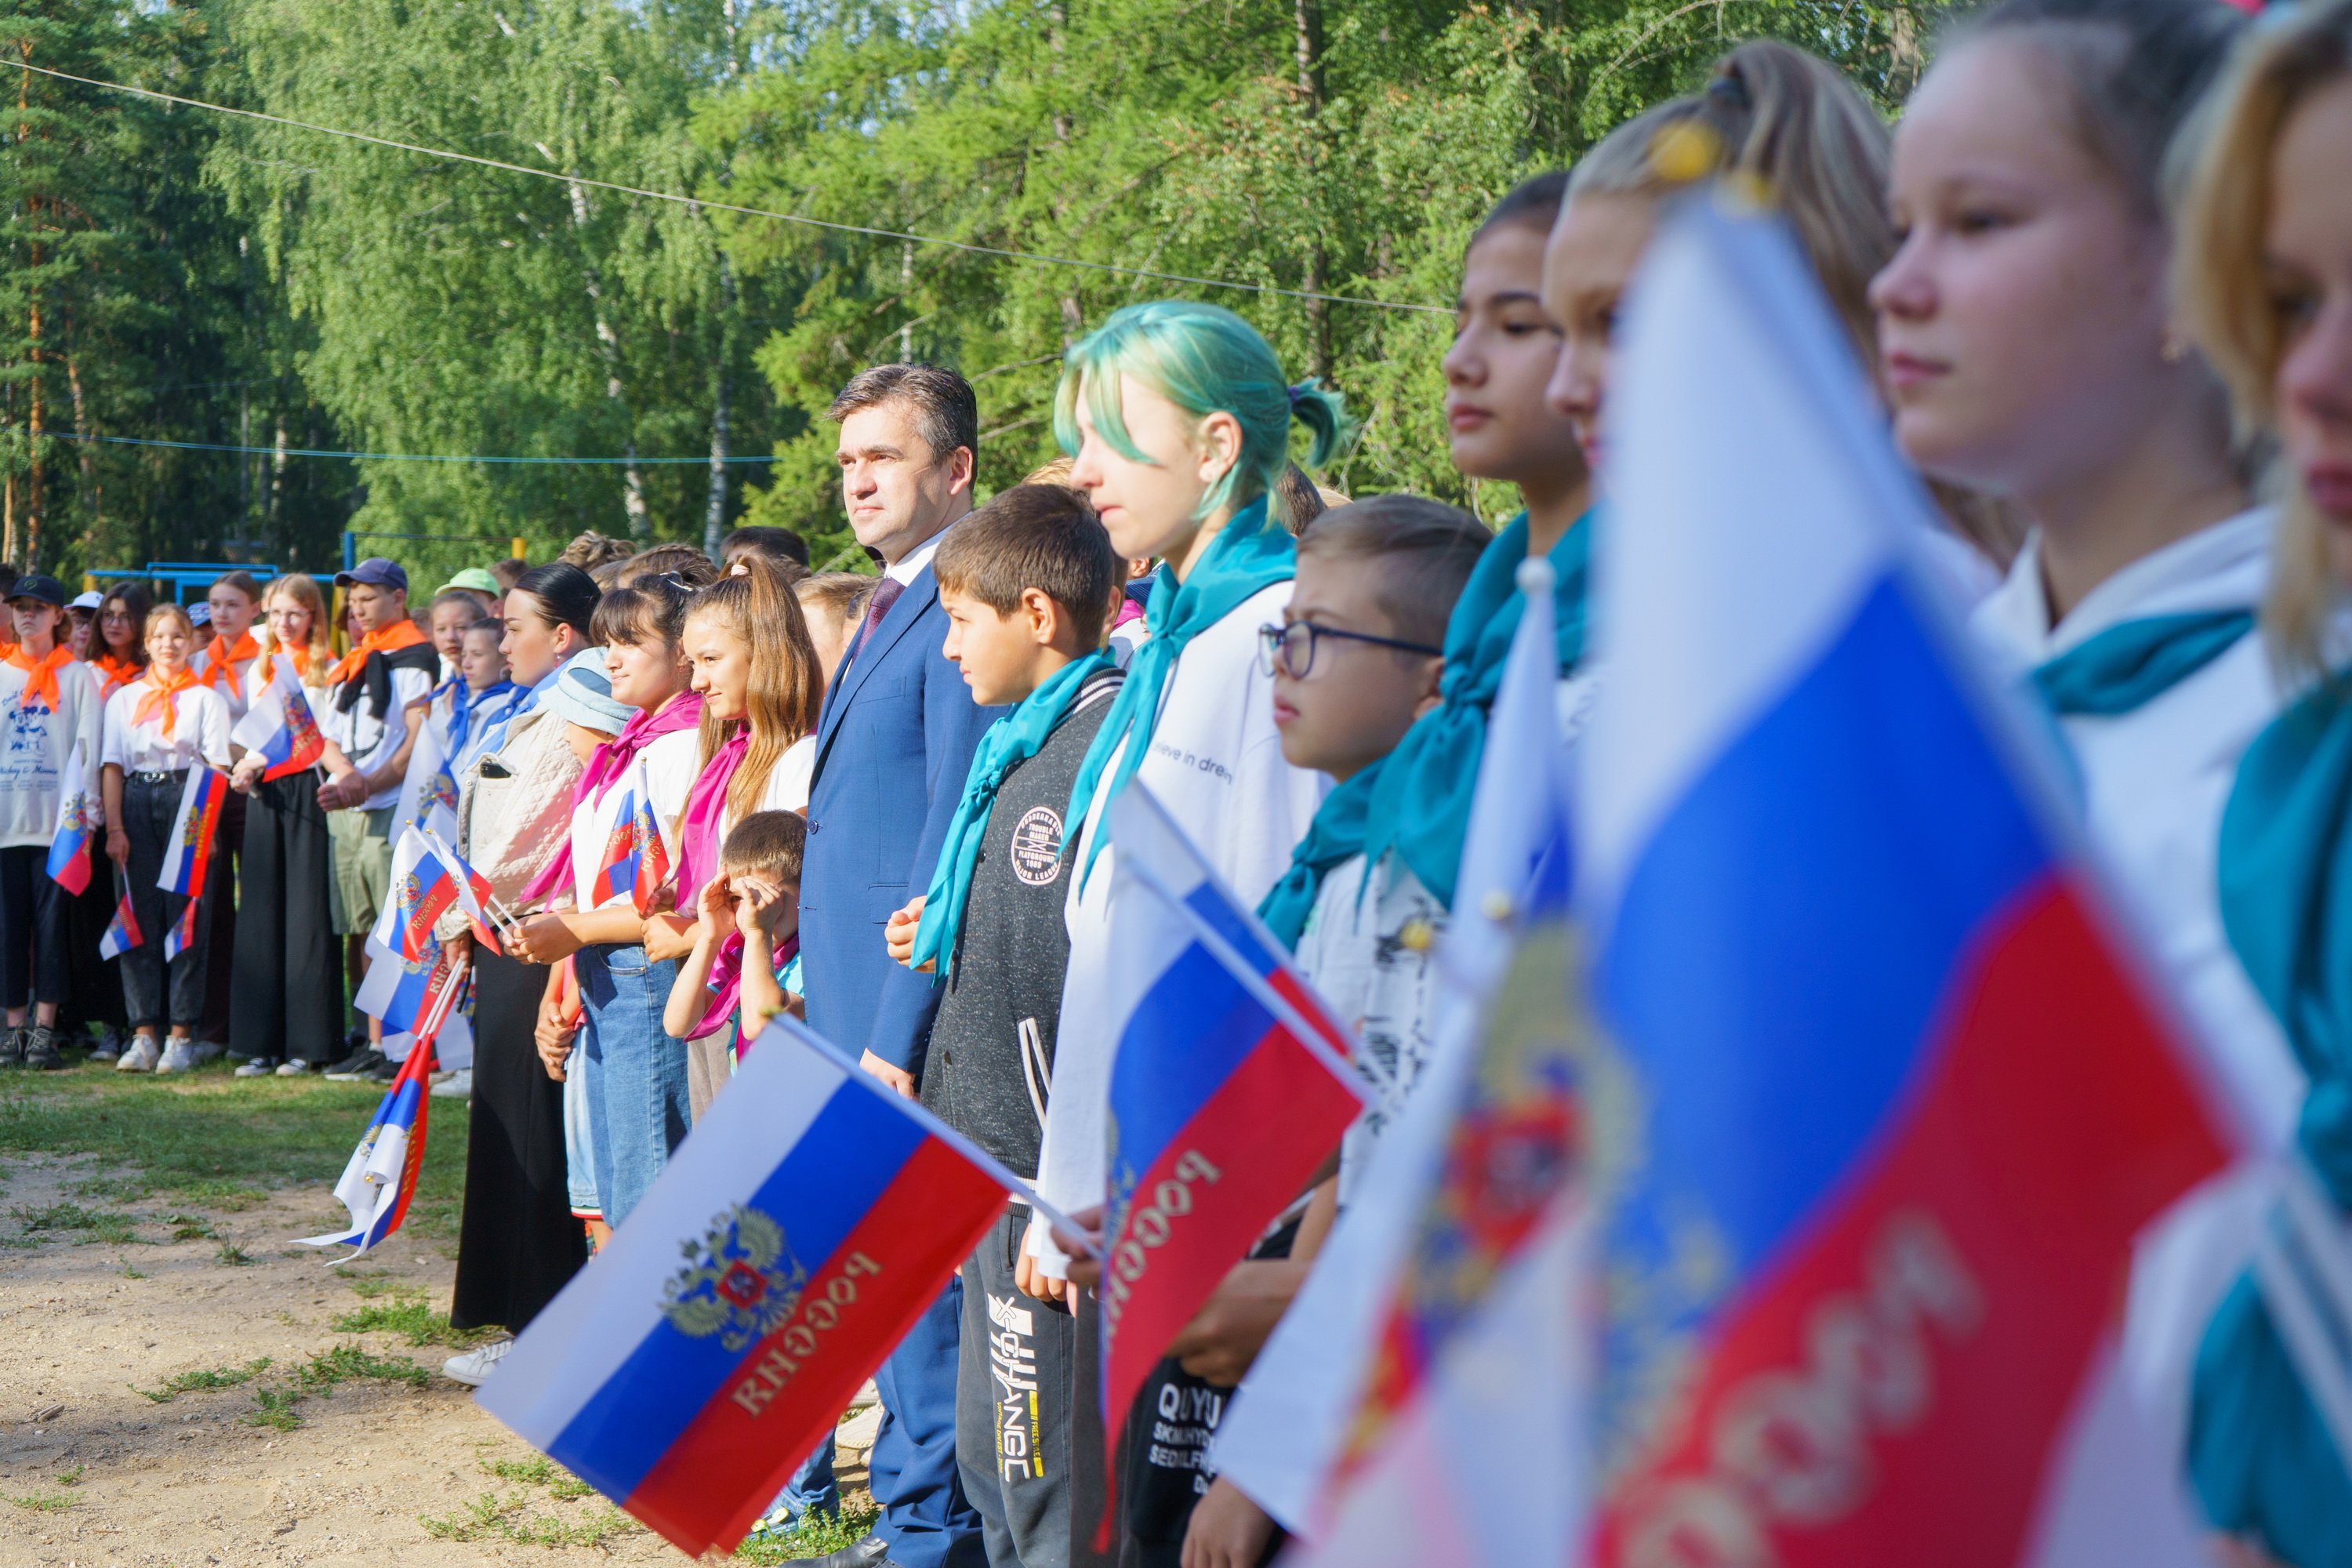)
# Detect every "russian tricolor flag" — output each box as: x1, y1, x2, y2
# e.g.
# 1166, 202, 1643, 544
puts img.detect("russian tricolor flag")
45, 740, 94, 896
477, 1014, 1032, 1557
157, 767, 229, 899
1094, 782, 1367, 1541
355, 831, 467, 1037
295, 963, 466, 1261
100, 888, 141, 960
230, 655, 327, 782
164, 899, 201, 962
420, 823, 506, 954
1575, 199, 2245, 1564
